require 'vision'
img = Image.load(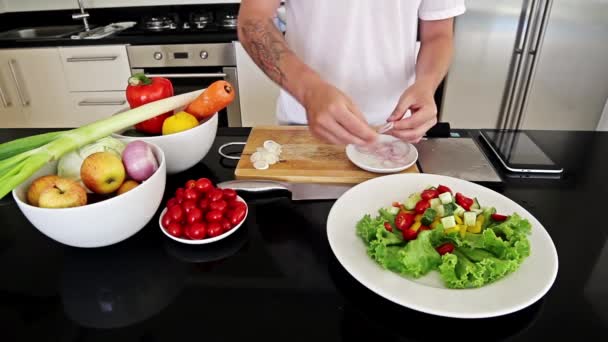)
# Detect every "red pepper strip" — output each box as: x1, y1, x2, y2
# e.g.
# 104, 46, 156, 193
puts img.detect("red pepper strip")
436, 243, 455, 255
384, 222, 393, 232
491, 213, 509, 222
